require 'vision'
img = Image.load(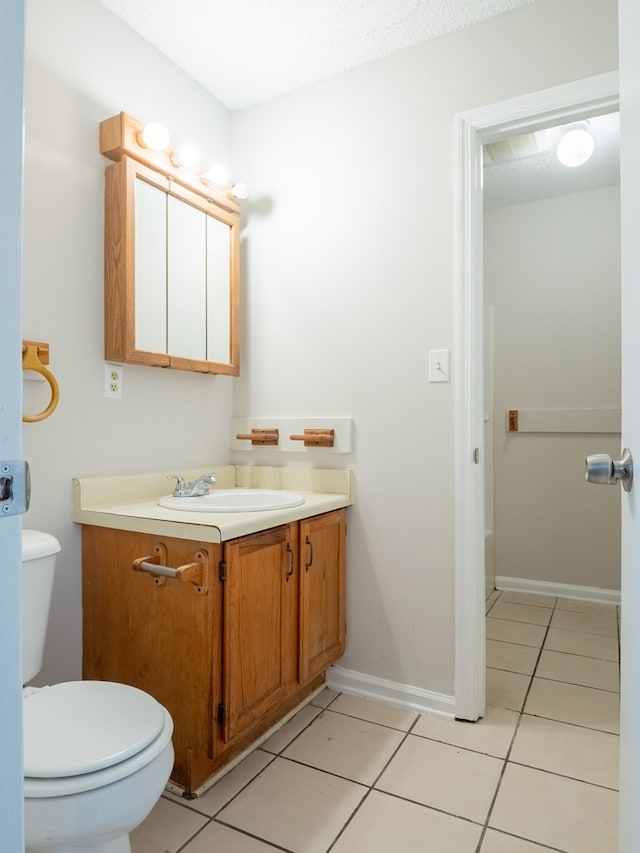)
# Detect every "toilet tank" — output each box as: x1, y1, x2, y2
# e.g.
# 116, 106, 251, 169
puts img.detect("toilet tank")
22, 529, 61, 684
